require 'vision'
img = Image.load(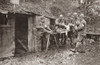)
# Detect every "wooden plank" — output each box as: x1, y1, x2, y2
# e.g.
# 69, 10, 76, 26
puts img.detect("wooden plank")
28, 15, 51, 52
28, 15, 37, 52
0, 27, 14, 58
0, 15, 15, 58
86, 33, 100, 35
